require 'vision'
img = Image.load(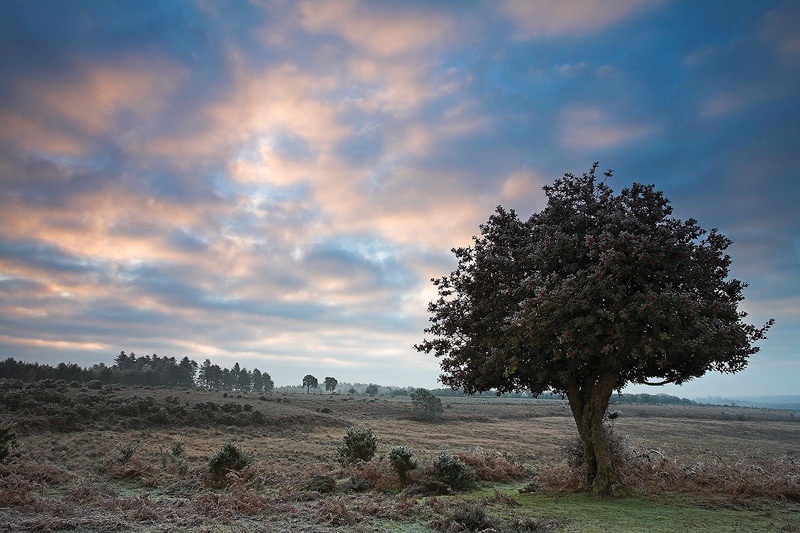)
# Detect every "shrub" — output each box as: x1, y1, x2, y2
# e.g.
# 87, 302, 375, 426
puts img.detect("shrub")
0, 424, 16, 462
87, 380, 102, 390
337, 427, 377, 464
221, 402, 243, 413
343, 474, 369, 493
388, 445, 417, 482
115, 441, 138, 464
456, 450, 527, 481
305, 473, 337, 493
449, 501, 490, 532
410, 388, 443, 421
433, 451, 476, 491
208, 440, 253, 482
170, 437, 186, 457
